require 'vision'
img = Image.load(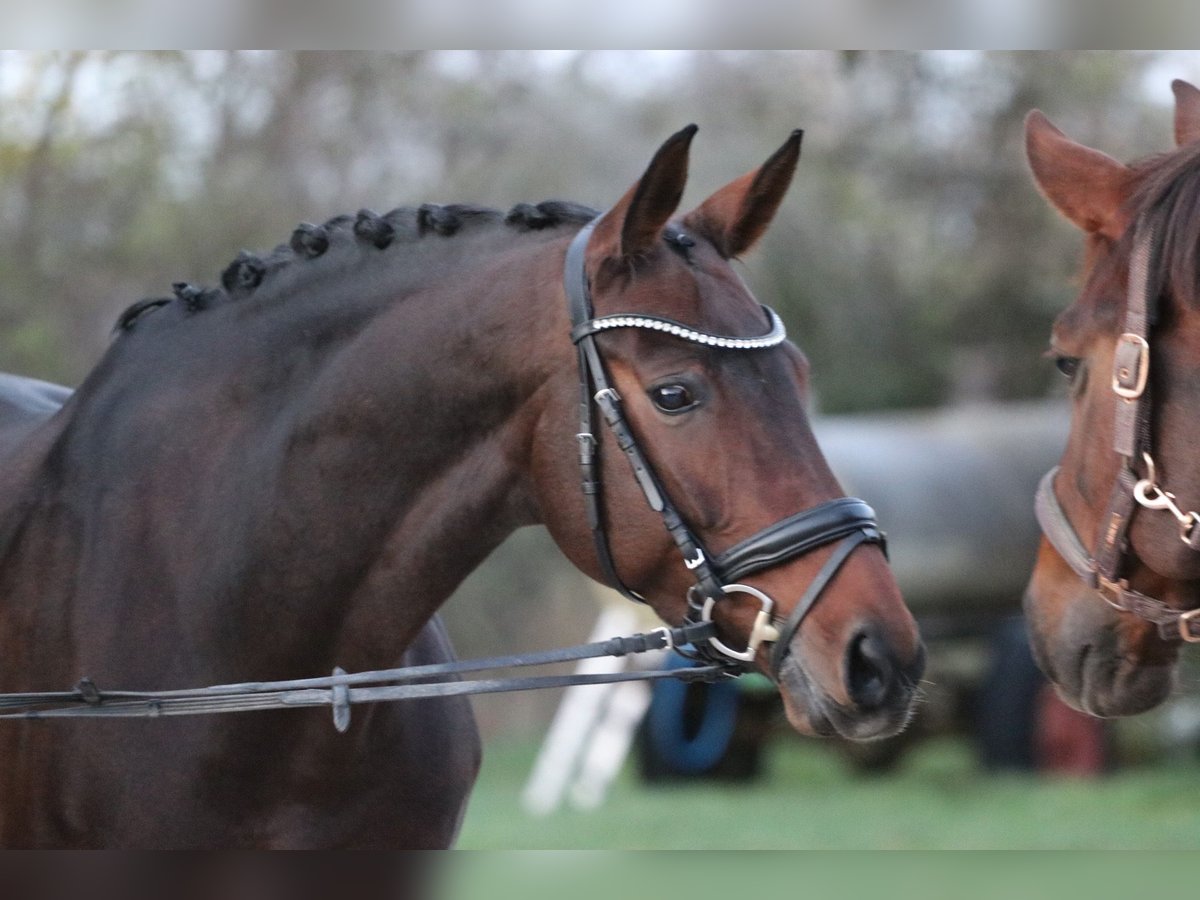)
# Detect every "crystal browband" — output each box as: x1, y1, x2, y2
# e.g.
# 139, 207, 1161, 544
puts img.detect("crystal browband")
569, 305, 787, 350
